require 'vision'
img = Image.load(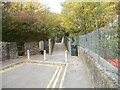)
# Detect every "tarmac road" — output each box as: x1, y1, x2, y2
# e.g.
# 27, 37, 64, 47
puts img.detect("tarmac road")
2, 63, 57, 88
